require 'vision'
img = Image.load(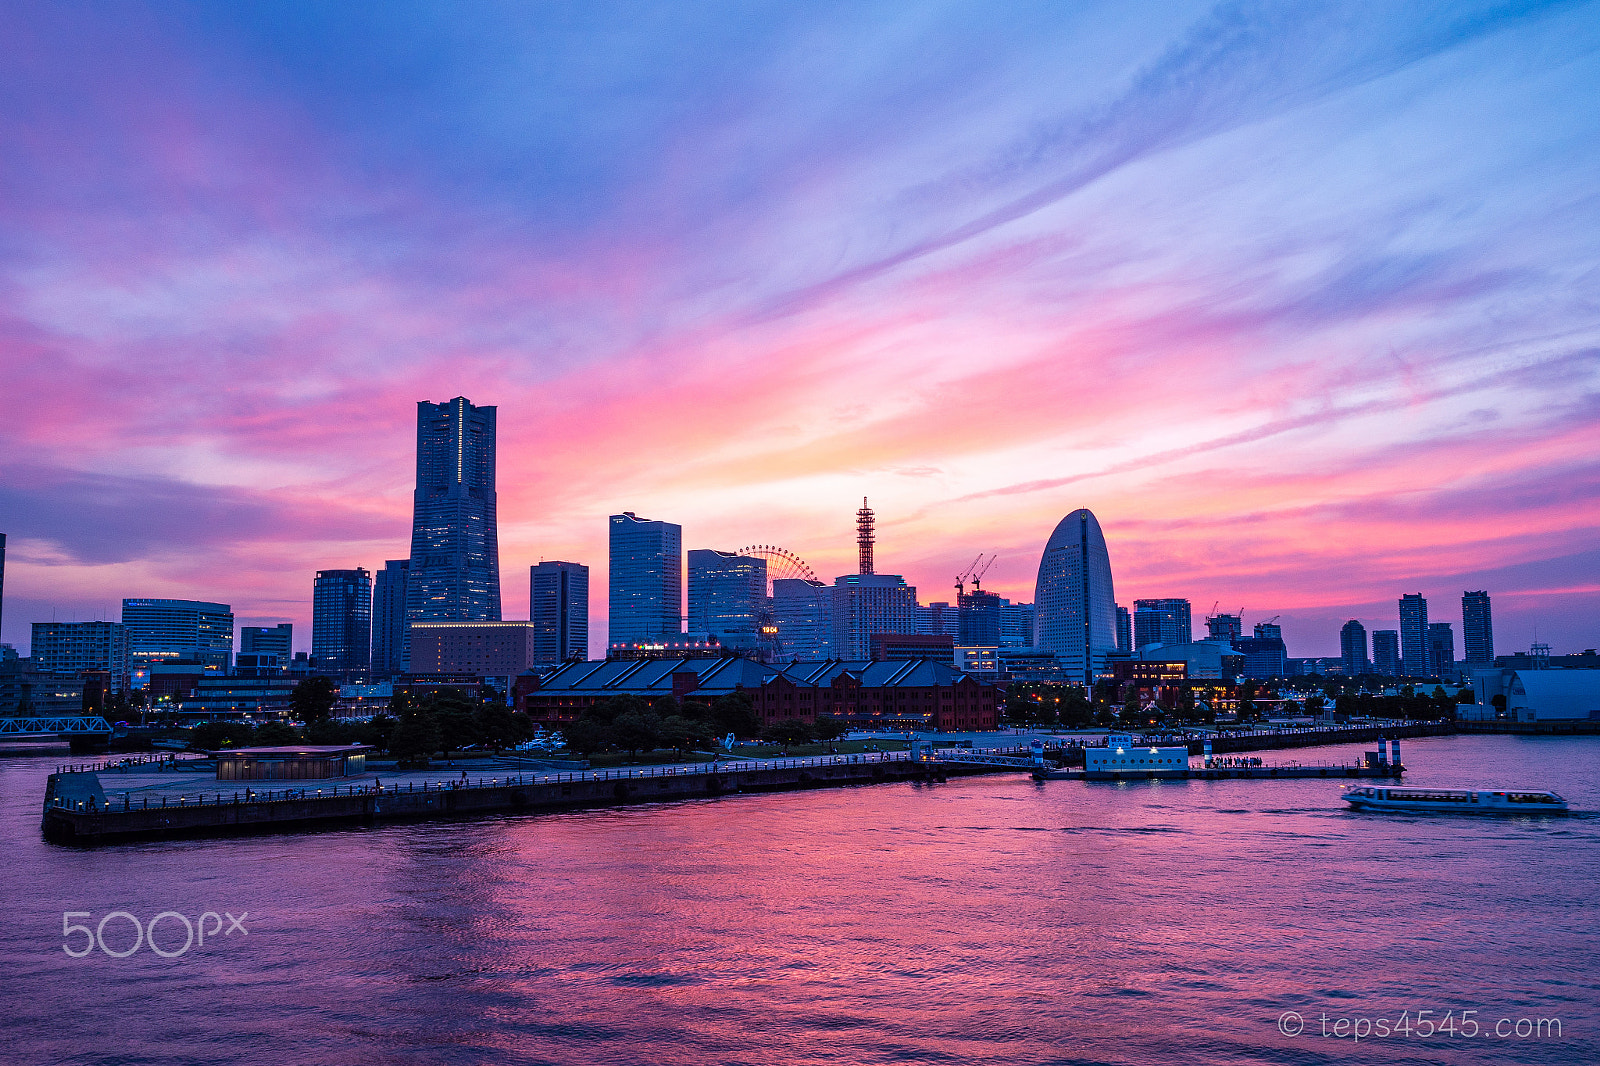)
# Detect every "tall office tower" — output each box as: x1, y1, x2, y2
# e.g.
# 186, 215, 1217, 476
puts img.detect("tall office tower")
999, 602, 1036, 648
30, 621, 130, 691
404, 397, 500, 668
916, 602, 960, 637
1206, 612, 1242, 641
371, 560, 410, 676
121, 599, 235, 669
1033, 509, 1118, 688
1428, 622, 1455, 680
831, 574, 918, 659
958, 588, 1003, 646
531, 561, 590, 663
1133, 598, 1192, 648
1398, 594, 1430, 677
1372, 630, 1401, 676
1462, 590, 1494, 668
608, 512, 683, 645
240, 624, 293, 659
687, 550, 766, 653
313, 568, 372, 672
772, 578, 832, 660
1339, 620, 1368, 676
1115, 605, 1132, 652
